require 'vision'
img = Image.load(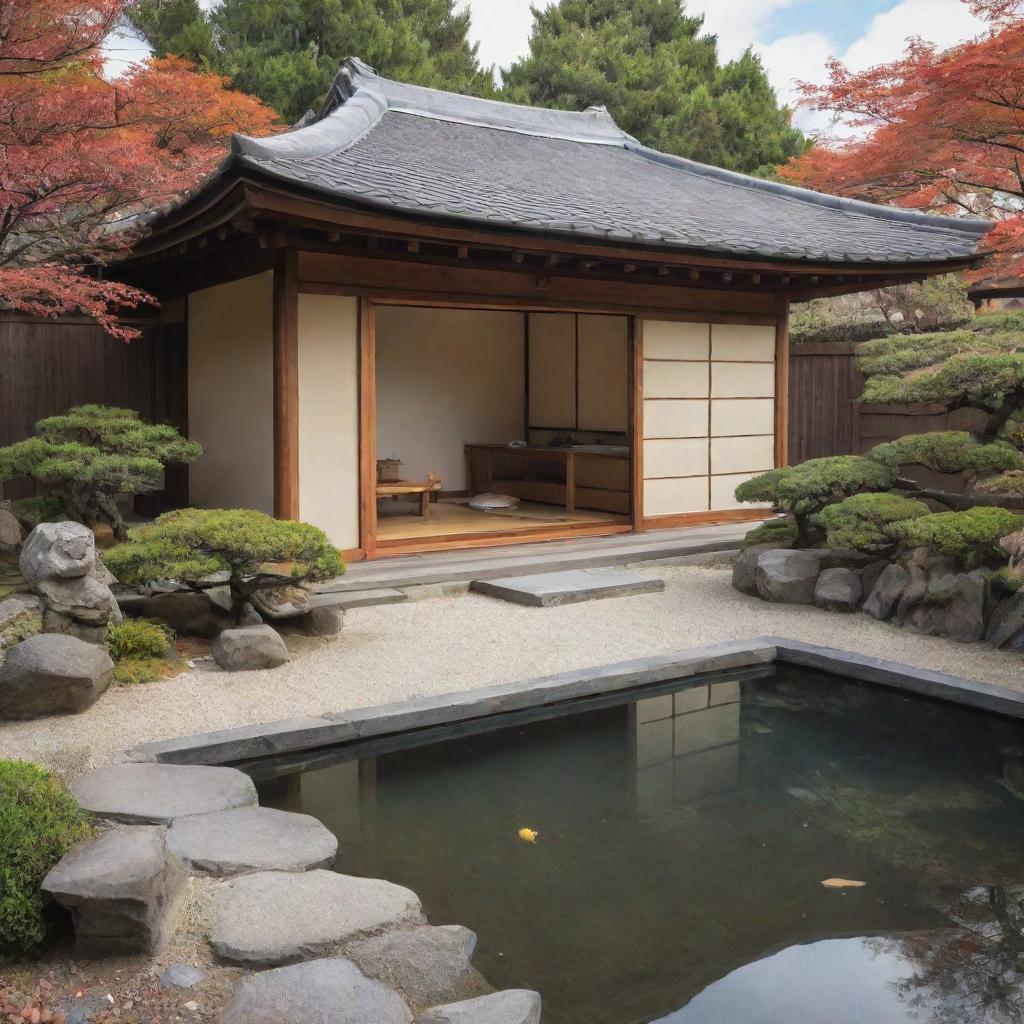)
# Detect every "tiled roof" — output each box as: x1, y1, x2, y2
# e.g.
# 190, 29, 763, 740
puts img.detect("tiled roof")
226, 58, 988, 266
